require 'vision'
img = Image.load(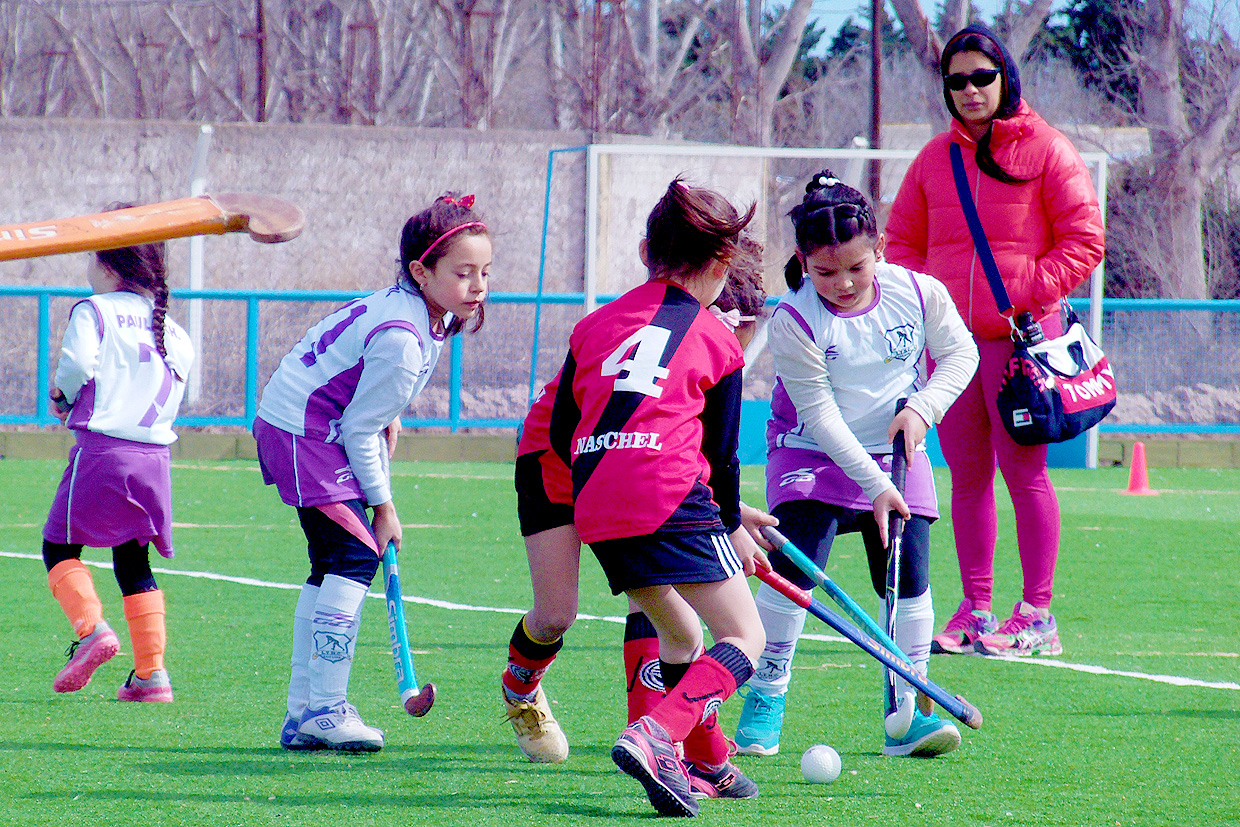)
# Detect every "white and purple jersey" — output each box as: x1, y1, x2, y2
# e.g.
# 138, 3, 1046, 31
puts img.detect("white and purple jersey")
57, 290, 194, 445
255, 284, 447, 507
765, 262, 977, 516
